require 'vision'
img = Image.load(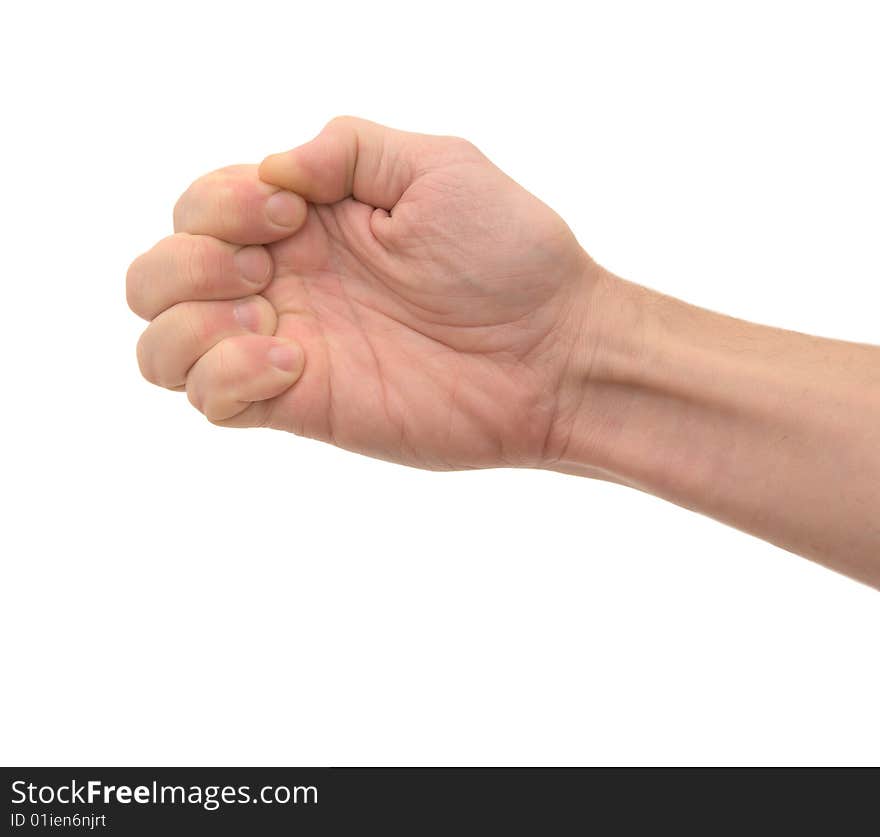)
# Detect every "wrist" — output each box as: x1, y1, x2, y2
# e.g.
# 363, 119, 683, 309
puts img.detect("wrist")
543, 264, 655, 480
545, 266, 743, 495
542, 254, 880, 580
